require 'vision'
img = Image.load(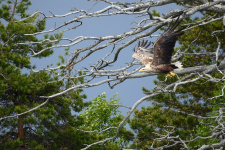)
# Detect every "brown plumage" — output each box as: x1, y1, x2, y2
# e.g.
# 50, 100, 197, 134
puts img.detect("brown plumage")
132, 17, 184, 75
